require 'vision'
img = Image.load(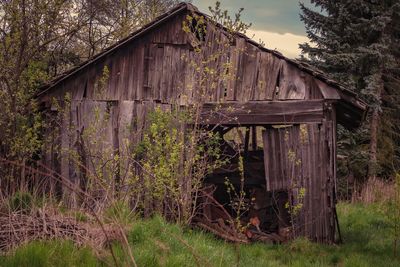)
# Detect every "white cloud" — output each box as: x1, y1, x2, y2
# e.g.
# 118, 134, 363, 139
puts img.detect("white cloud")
246, 29, 309, 59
